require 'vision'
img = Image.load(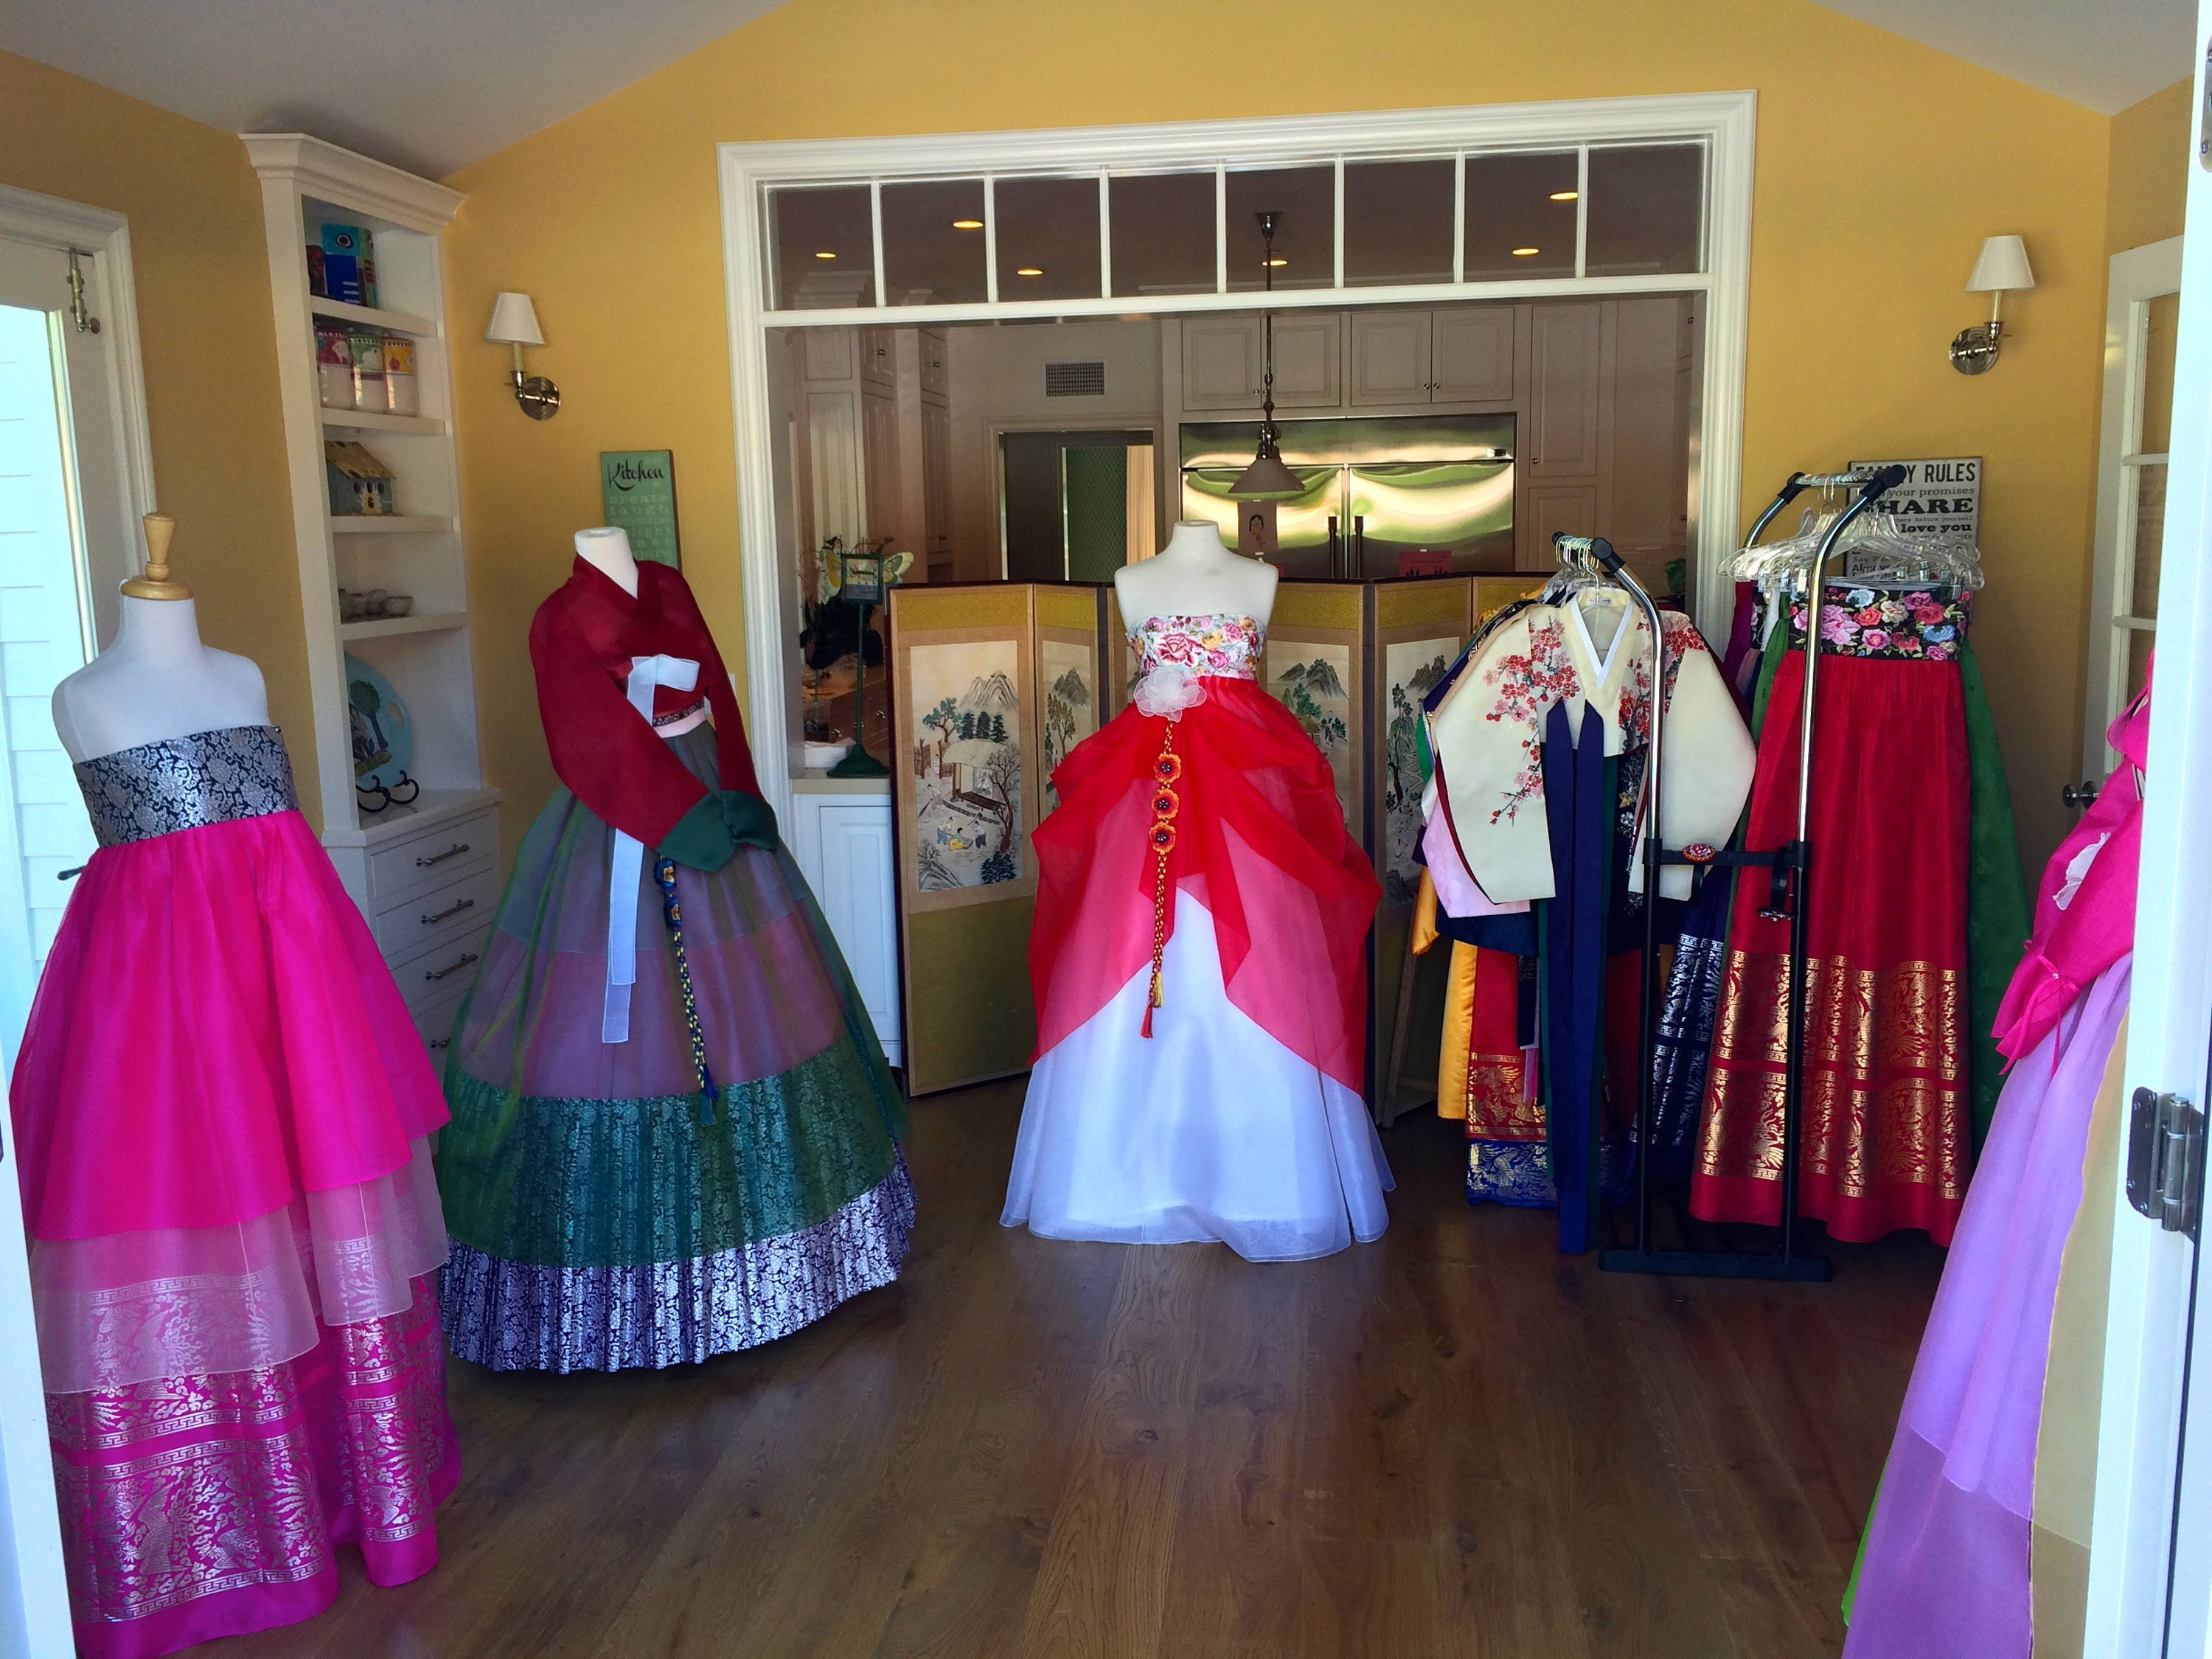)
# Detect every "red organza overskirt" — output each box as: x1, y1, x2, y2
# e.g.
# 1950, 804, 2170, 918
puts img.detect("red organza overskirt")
1029, 678, 1379, 1093
1693, 650, 1973, 1244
